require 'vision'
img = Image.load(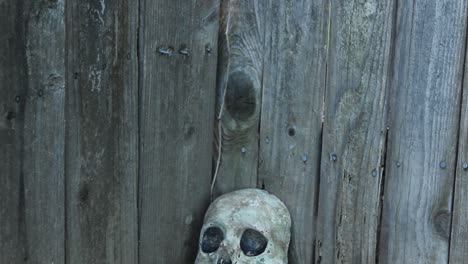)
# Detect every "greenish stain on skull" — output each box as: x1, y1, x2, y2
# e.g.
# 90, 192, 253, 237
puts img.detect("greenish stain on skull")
195, 189, 291, 264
